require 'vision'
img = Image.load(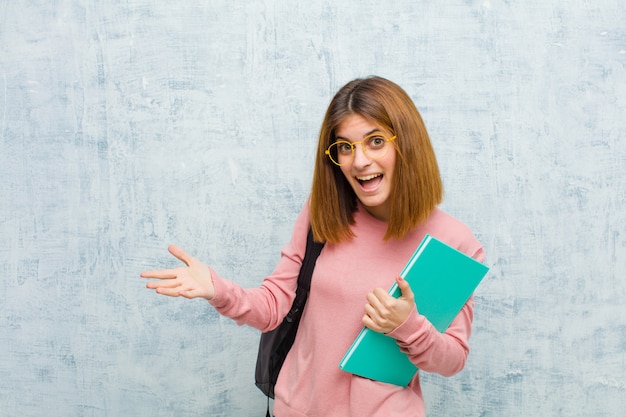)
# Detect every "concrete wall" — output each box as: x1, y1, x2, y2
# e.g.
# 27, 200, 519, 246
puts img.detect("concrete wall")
1, 1, 624, 416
